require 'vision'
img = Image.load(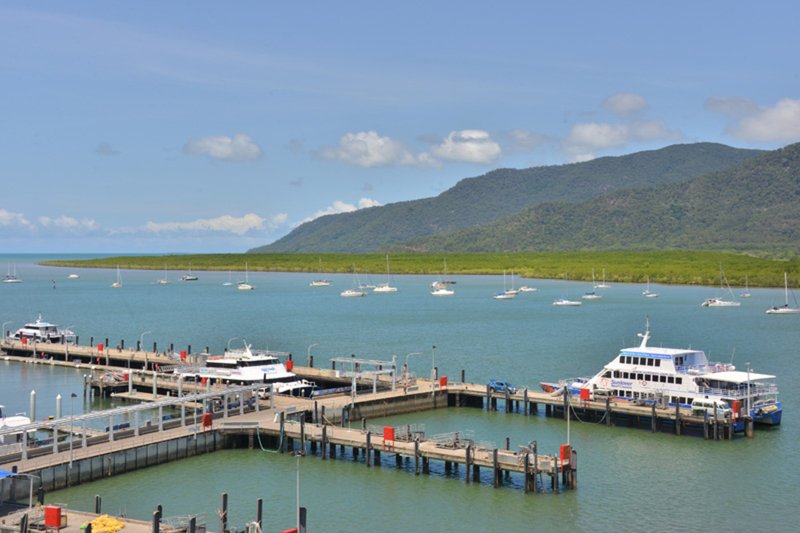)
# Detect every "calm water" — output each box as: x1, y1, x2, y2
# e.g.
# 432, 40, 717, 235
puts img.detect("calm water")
1, 254, 799, 532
